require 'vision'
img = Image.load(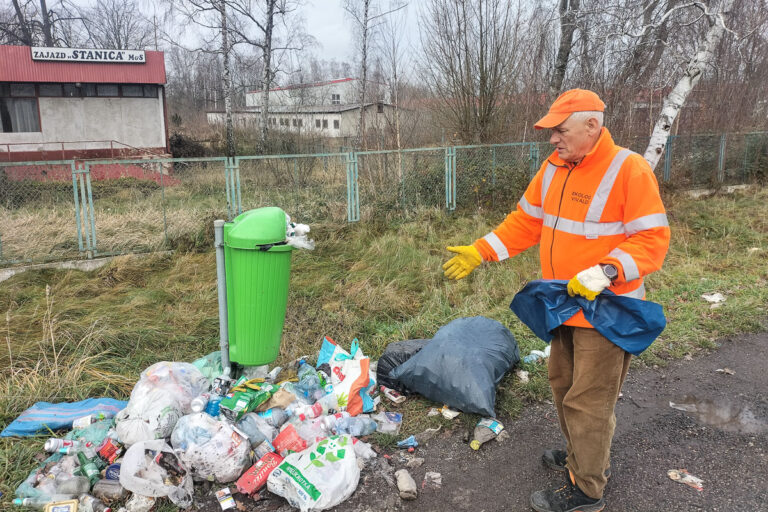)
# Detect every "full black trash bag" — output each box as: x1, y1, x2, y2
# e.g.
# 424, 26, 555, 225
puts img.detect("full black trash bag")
376, 339, 430, 394
388, 316, 520, 417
